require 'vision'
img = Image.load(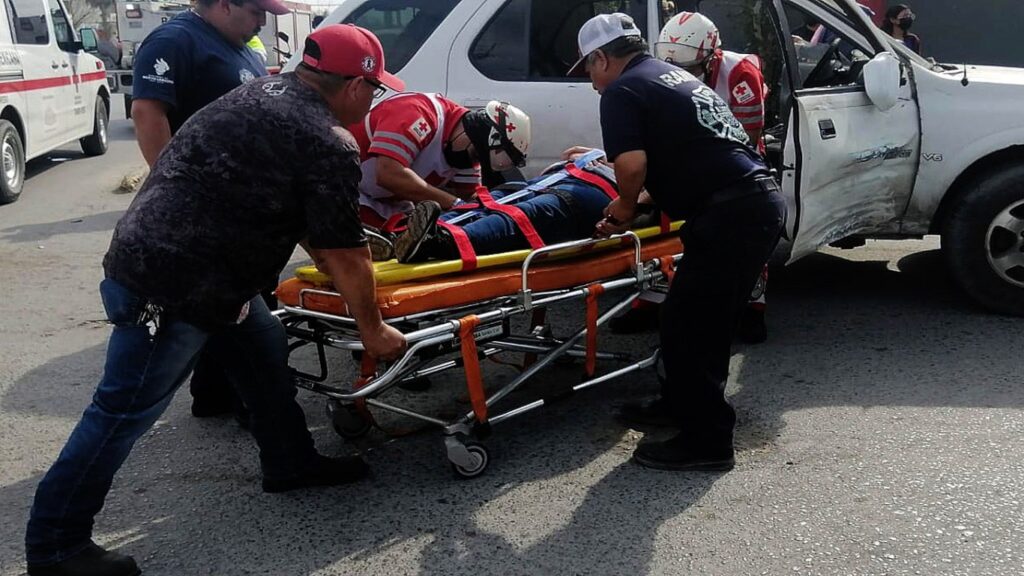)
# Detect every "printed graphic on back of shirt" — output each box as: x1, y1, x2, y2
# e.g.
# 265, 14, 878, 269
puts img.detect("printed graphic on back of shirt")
691, 85, 749, 145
